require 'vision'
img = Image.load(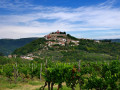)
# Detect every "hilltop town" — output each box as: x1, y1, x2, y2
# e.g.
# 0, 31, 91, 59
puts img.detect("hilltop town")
44, 30, 79, 46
